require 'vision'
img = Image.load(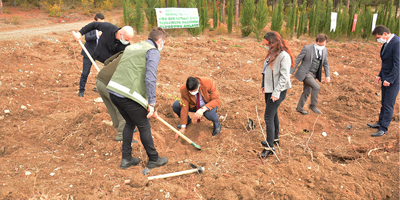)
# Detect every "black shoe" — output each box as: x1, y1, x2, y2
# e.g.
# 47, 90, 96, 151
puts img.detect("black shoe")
309, 106, 322, 114
120, 157, 140, 169
147, 157, 168, 169
78, 92, 84, 97
260, 148, 275, 158
367, 123, 380, 129
177, 120, 192, 129
212, 122, 222, 136
296, 108, 309, 115
371, 130, 386, 137
261, 140, 280, 147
